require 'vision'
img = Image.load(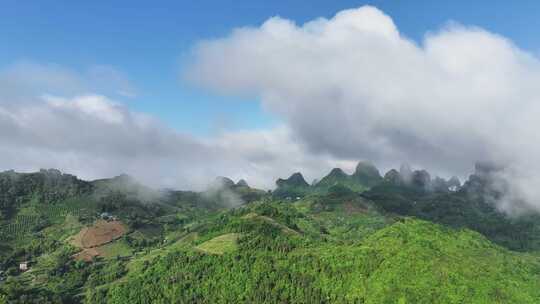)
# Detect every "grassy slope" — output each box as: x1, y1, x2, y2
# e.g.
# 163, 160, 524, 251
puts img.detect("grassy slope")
195, 233, 241, 255
96, 241, 133, 259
